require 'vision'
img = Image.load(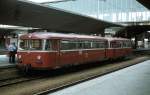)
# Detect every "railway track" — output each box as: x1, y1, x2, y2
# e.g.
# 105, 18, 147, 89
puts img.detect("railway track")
0, 67, 21, 81
0, 56, 149, 95
0, 77, 32, 87
0, 67, 26, 87
0, 75, 47, 88
0, 67, 49, 88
